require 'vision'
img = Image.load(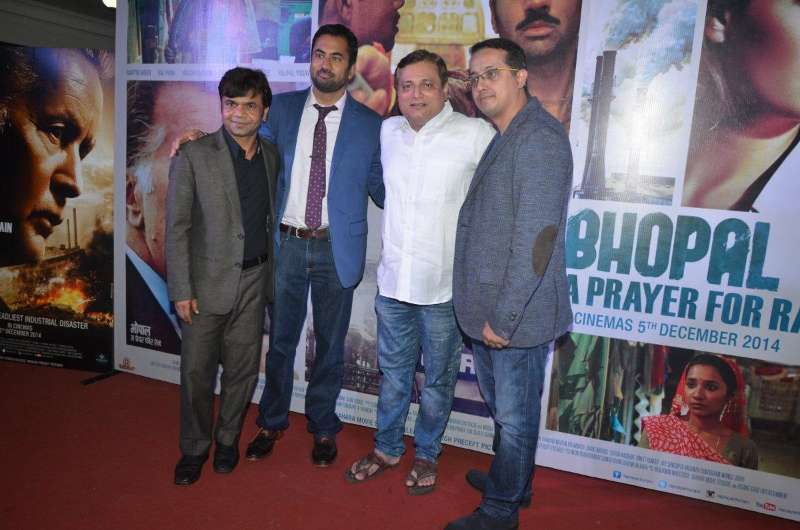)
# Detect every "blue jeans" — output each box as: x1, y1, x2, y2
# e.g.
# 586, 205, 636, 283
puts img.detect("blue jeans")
472, 340, 549, 521
256, 233, 354, 437
374, 295, 462, 462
